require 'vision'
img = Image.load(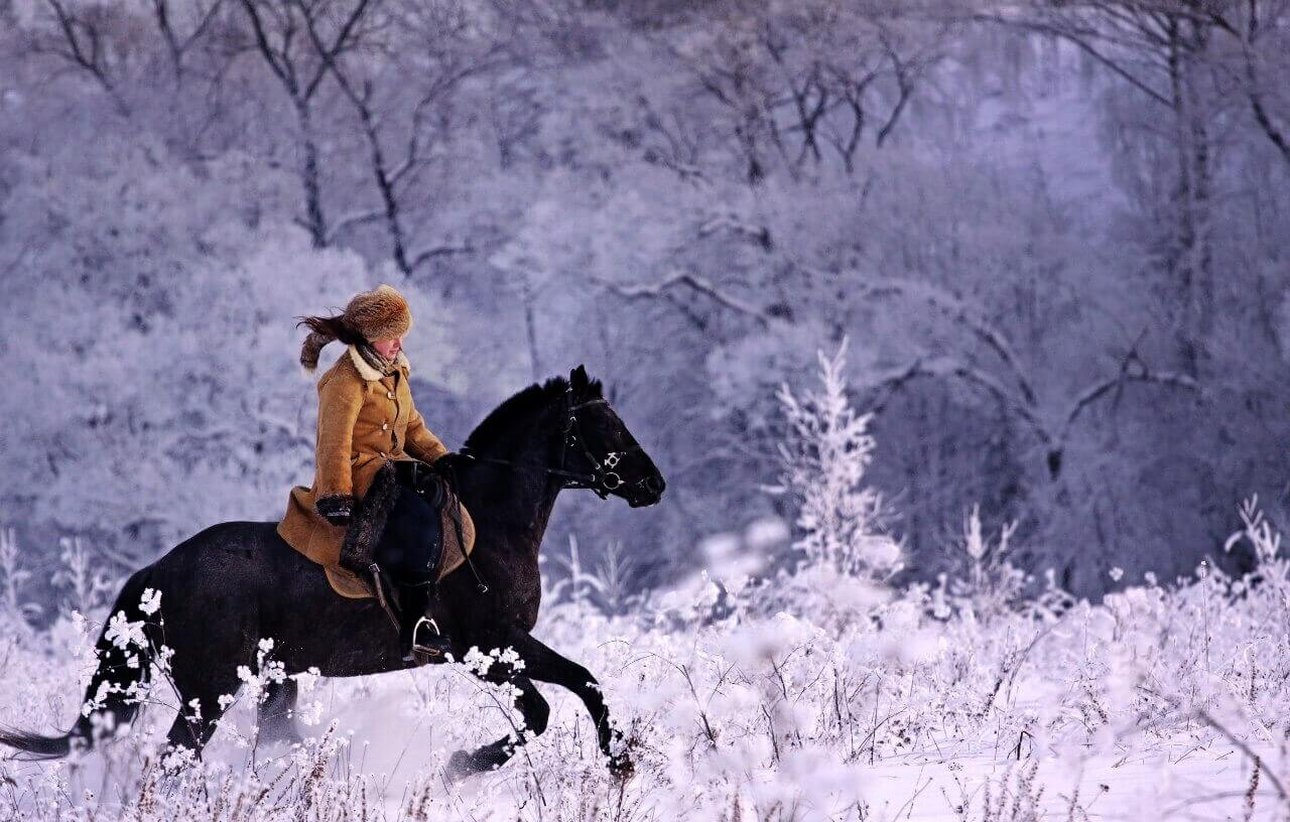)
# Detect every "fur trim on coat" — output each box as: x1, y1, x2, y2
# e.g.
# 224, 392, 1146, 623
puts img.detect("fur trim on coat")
348, 345, 411, 382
